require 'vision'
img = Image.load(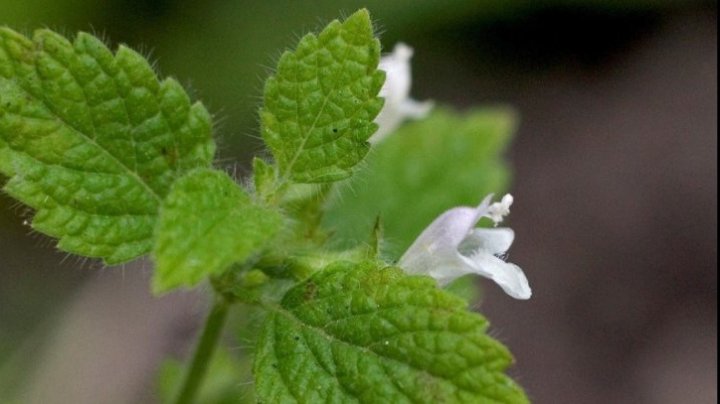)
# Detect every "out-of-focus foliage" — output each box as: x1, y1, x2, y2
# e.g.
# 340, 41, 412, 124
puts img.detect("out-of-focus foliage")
1, 0, 697, 165
324, 107, 515, 259
158, 348, 253, 404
